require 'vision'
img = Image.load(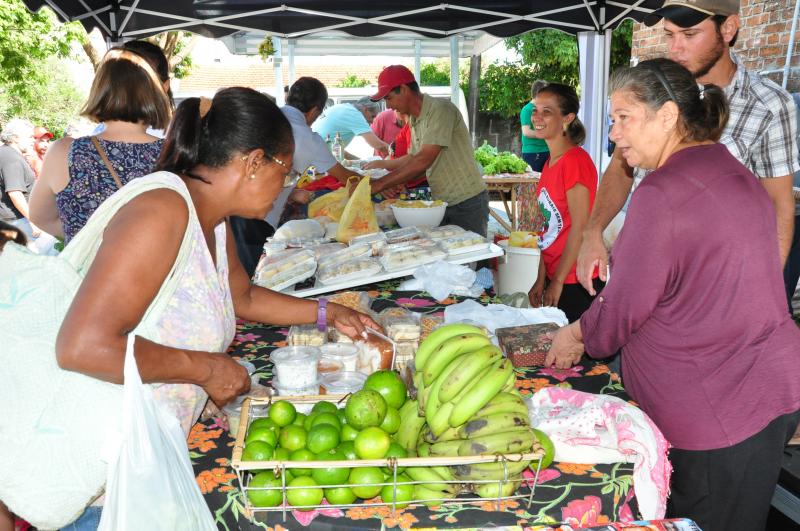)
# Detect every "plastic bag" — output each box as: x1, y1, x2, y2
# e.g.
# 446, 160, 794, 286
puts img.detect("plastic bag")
98, 336, 216, 531
336, 176, 379, 243
308, 186, 350, 221
443, 299, 568, 334
412, 260, 482, 302
272, 219, 325, 241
